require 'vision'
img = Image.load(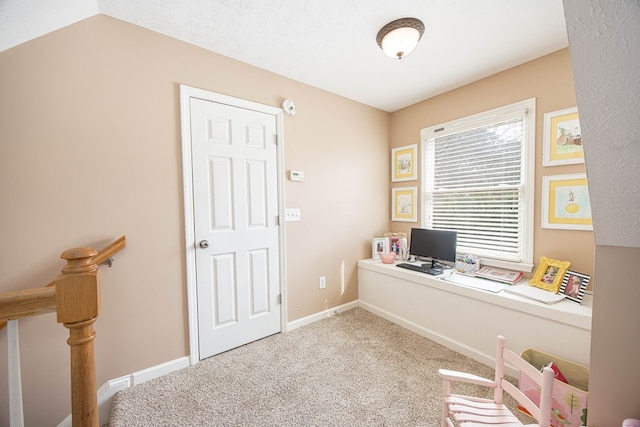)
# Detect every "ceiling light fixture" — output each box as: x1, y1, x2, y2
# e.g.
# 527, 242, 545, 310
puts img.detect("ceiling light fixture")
376, 18, 425, 60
